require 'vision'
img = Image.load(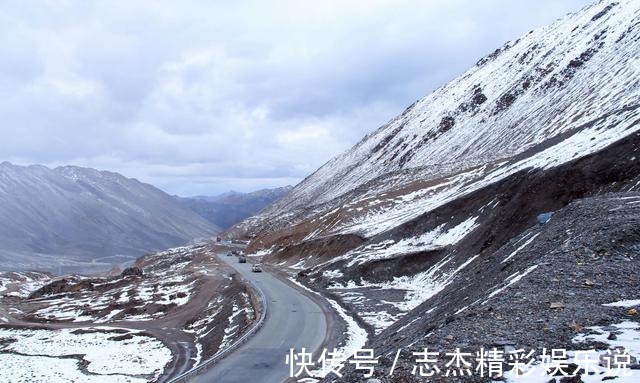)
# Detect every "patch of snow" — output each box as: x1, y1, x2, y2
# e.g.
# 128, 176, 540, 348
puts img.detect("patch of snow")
322, 269, 343, 279
342, 217, 479, 267
0, 353, 148, 383
501, 233, 540, 264
287, 277, 368, 358
325, 298, 368, 358
289, 260, 307, 270
483, 265, 539, 304
603, 299, 640, 308
246, 247, 273, 257
500, 320, 640, 382
0, 327, 172, 379
328, 254, 479, 333
454, 305, 469, 315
